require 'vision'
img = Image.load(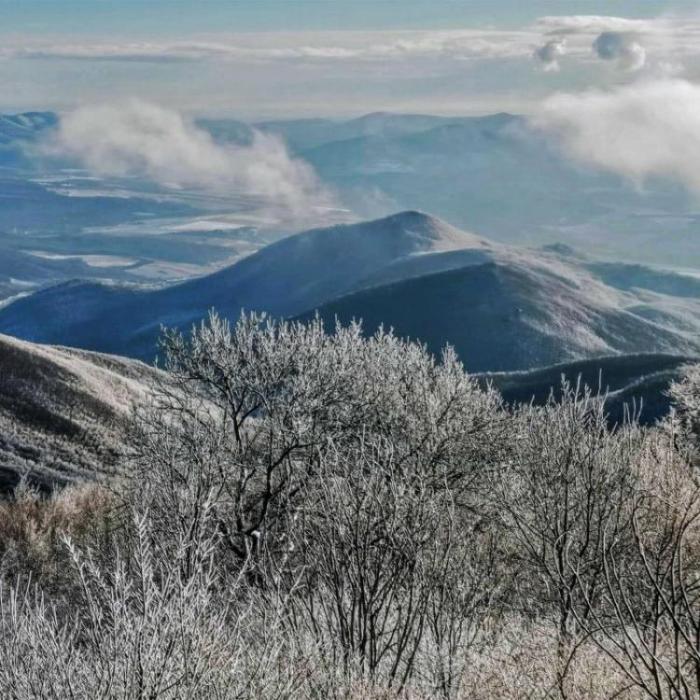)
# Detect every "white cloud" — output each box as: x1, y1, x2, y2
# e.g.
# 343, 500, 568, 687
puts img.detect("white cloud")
532, 79, 700, 193
533, 38, 567, 72
43, 101, 332, 218
0, 30, 538, 65
592, 32, 646, 72
534, 15, 700, 73
537, 16, 656, 36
